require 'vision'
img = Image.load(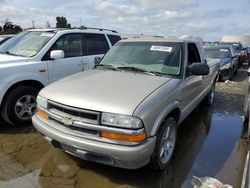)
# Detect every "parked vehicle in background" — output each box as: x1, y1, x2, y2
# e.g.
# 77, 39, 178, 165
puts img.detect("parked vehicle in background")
33, 38, 217, 170
0, 28, 121, 125
0, 35, 13, 45
204, 45, 238, 81
220, 42, 244, 67
219, 42, 243, 54
241, 47, 250, 66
